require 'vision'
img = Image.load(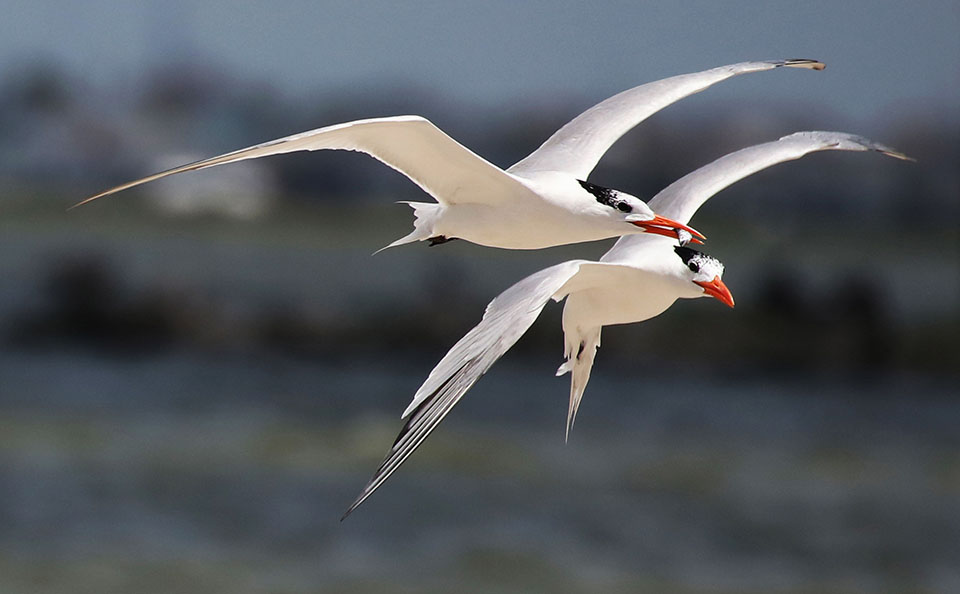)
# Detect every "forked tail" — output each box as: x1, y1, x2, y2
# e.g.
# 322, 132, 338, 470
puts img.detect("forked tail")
374, 201, 442, 253
556, 326, 602, 441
